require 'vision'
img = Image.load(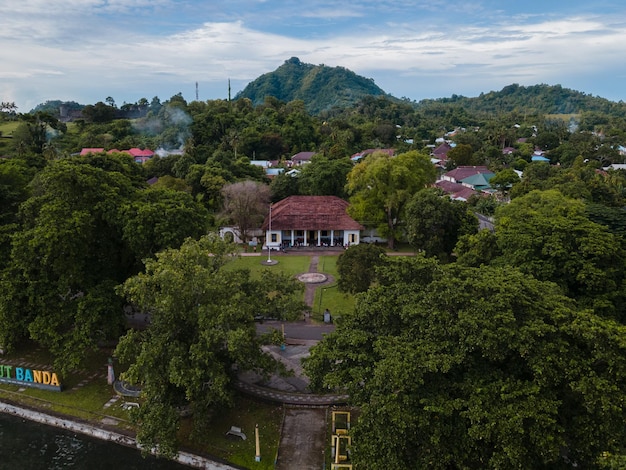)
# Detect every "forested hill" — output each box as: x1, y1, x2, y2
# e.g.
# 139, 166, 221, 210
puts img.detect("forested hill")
417, 83, 626, 118
235, 57, 387, 115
